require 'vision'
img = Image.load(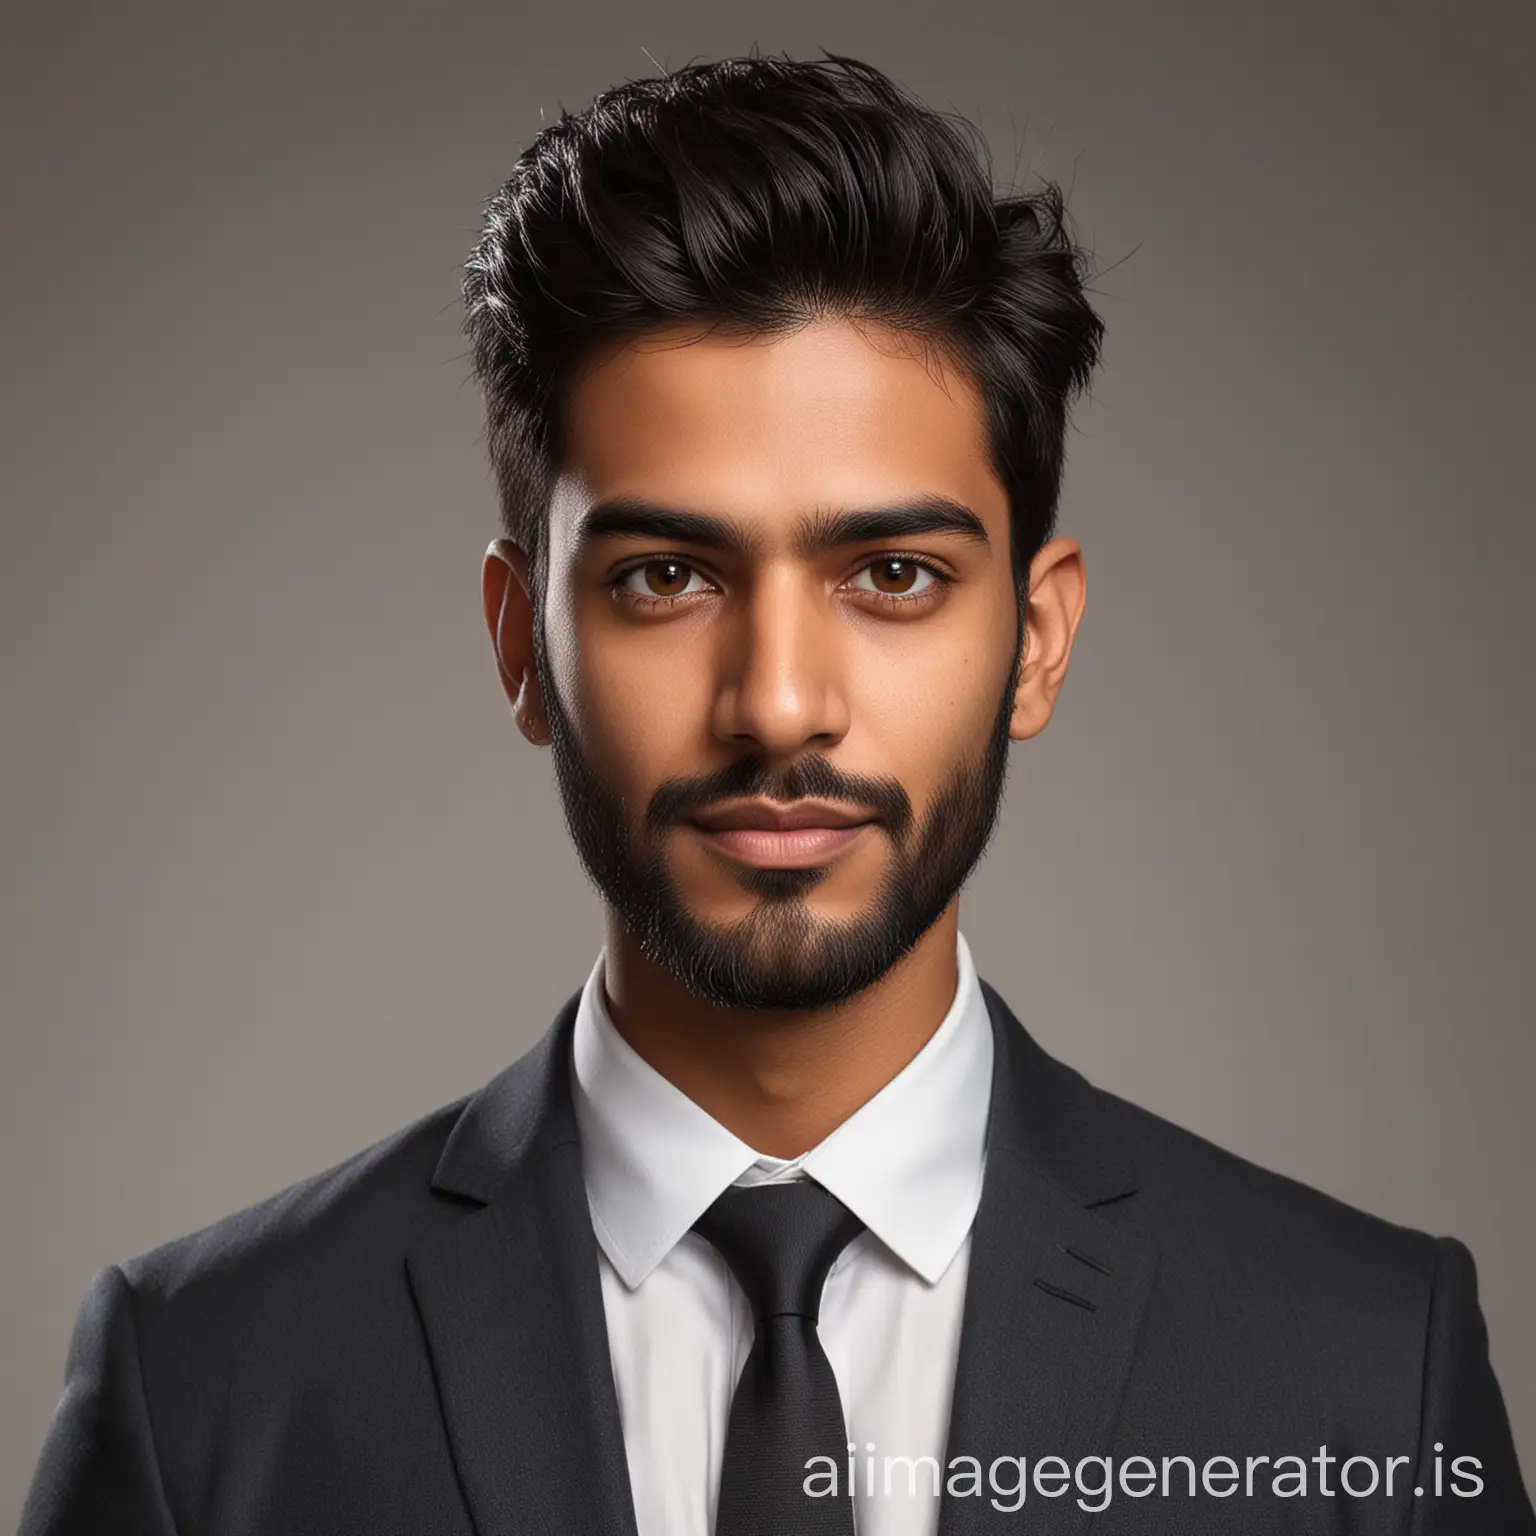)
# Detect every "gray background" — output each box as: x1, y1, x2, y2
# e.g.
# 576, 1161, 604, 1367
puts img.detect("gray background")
3, 0, 1531, 1517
